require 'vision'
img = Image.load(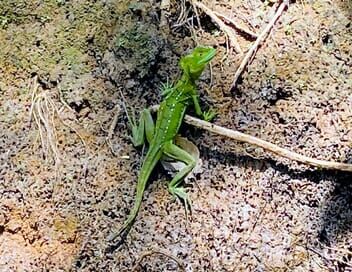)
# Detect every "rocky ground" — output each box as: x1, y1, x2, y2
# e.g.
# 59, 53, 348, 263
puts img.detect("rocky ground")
0, 0, 351, 271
